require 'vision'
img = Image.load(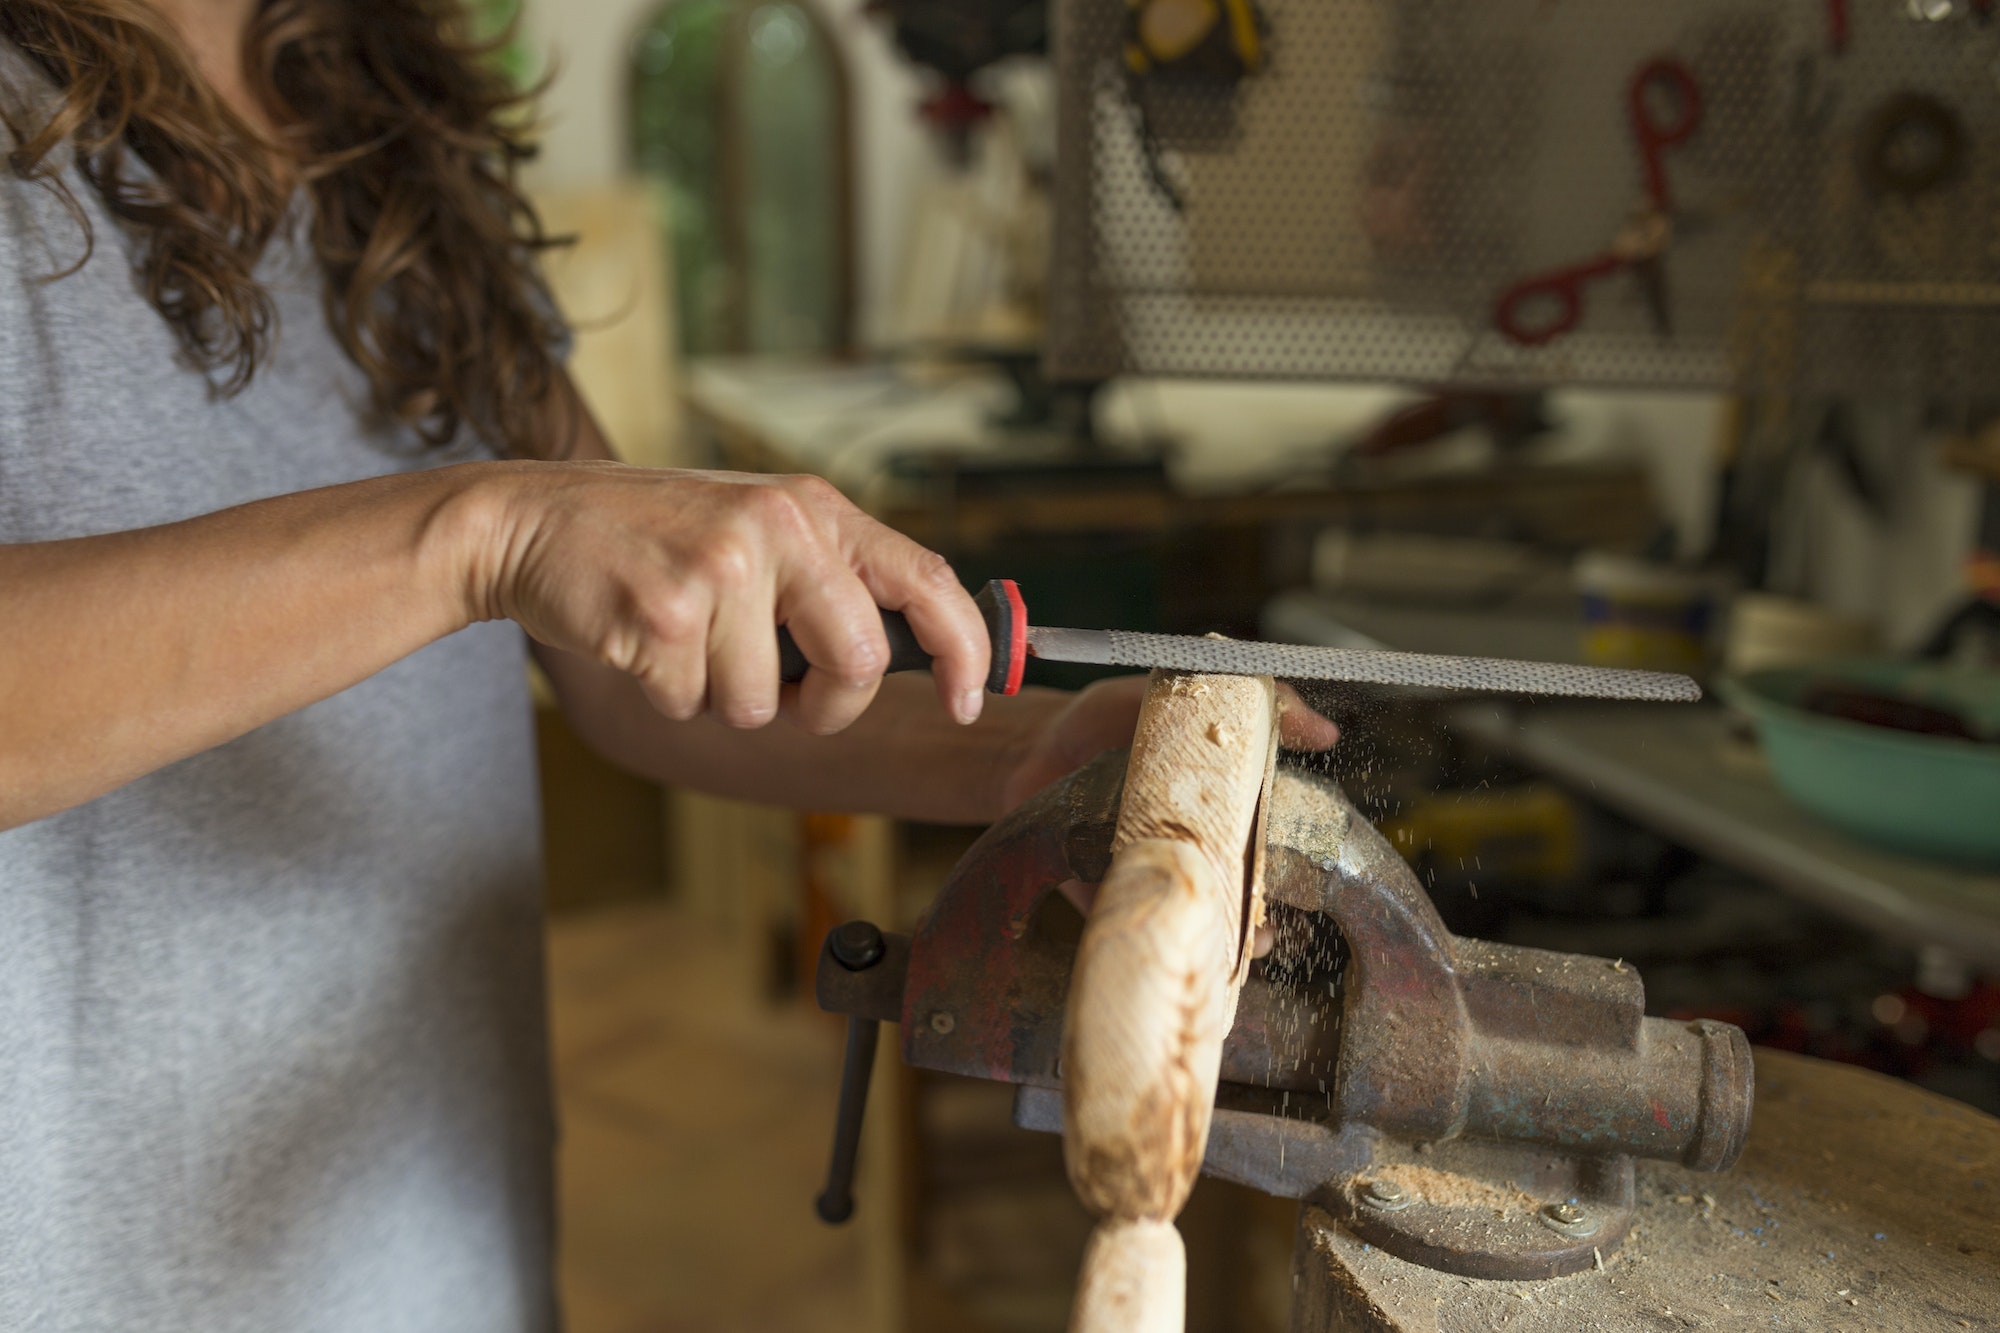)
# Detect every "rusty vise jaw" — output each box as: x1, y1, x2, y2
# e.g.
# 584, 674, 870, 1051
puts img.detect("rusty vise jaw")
815, 750, 1753, 1281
